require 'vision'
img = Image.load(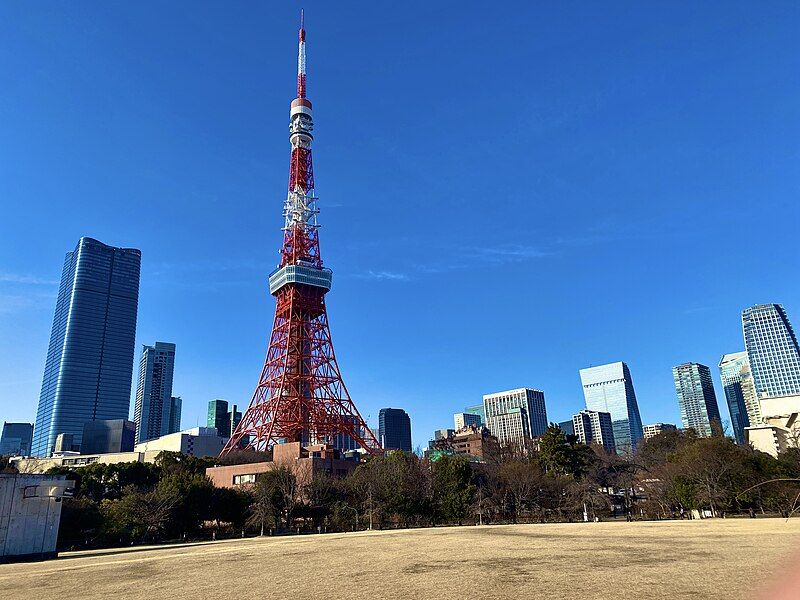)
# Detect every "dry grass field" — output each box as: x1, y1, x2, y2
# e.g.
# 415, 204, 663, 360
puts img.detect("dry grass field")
2, 519, 800, 599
